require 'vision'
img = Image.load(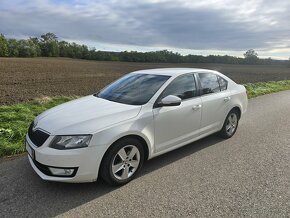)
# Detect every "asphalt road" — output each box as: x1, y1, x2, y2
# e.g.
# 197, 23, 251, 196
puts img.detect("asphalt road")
1, 90, 290, 218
